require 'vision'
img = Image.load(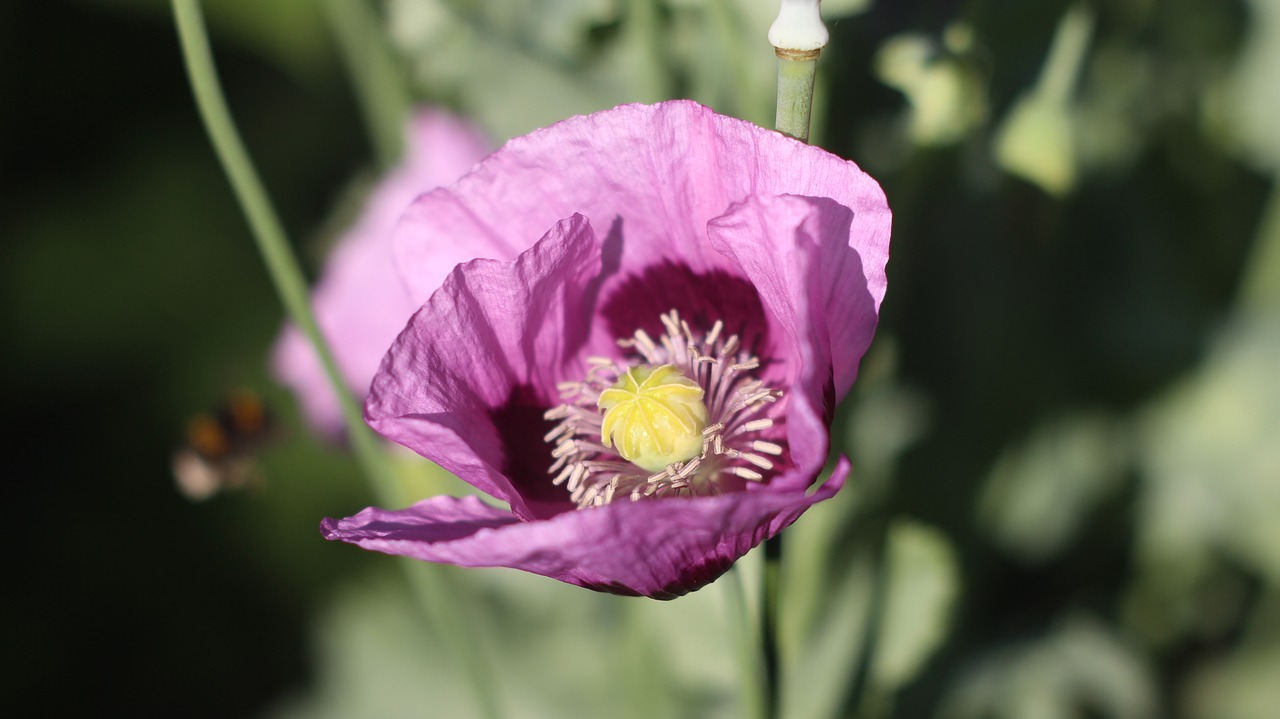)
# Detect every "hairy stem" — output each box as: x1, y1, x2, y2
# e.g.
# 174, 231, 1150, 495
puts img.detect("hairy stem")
775, 49, 819, 142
